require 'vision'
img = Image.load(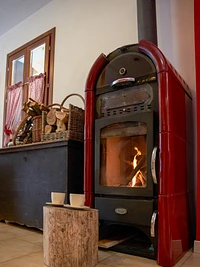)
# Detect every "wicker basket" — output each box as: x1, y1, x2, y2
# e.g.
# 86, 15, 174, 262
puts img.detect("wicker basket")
32, 115, 42, 142
41, 94, 84, 142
